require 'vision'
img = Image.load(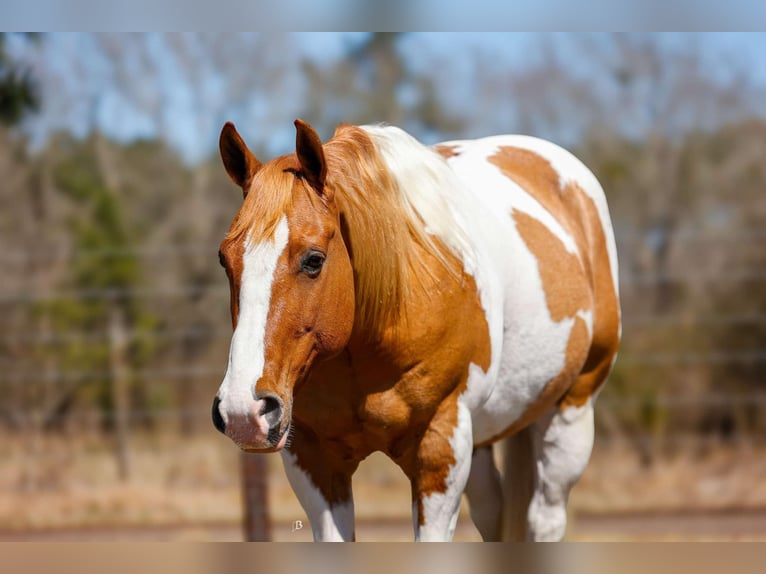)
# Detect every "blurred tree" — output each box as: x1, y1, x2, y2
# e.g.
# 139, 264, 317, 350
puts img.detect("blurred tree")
84, 34, 297, 433
0, 34, 44, 438
302, 32, 465, 140
453, 34, 766, 465
39, 133, 162, 478
0, 33, 39, 127
2, 32, 765, 490
55, 138, 147, 340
